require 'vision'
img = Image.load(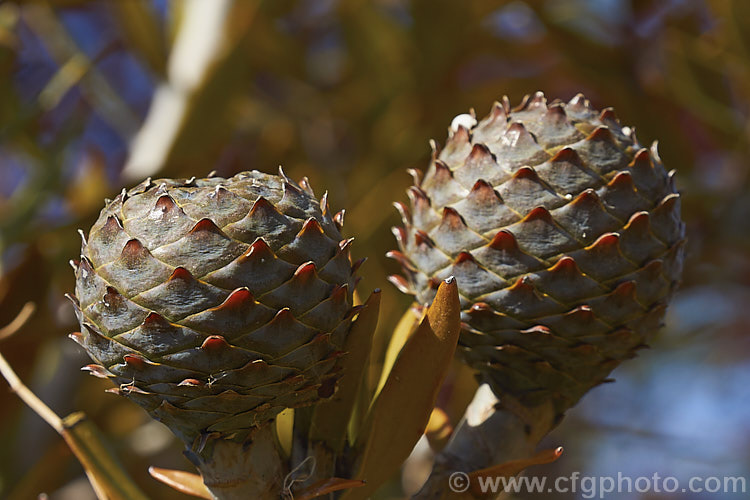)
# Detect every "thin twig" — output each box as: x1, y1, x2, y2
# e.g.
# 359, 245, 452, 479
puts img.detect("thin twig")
0, 302, 36, 341
0, 303, 58, 429
0, 349, 64, 433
